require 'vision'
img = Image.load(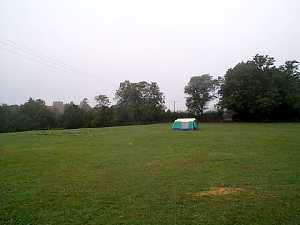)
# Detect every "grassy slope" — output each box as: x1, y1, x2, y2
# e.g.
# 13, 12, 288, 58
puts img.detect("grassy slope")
0, 123, 300, 225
